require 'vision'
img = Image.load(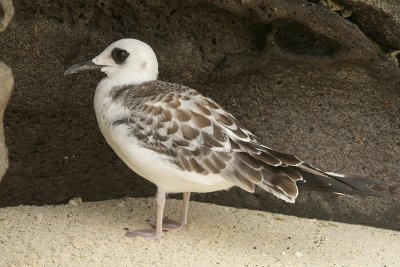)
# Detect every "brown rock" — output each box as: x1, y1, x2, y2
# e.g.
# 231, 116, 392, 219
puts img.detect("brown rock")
0, 63, 14, 182
0, 0, 14, 181
0, 0, 14, 32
